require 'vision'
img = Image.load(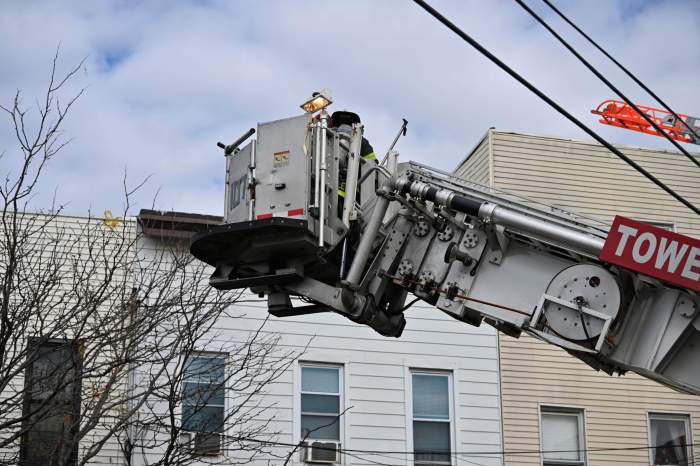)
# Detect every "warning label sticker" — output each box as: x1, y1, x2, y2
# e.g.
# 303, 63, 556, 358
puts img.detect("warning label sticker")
273, 150, 291, 168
